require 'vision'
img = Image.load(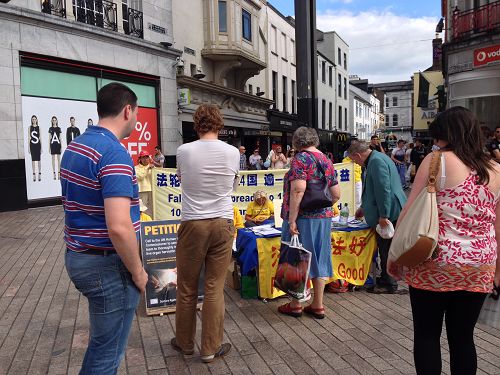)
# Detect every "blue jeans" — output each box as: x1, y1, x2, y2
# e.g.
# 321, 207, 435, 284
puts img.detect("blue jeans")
65, 251, 140, 375
396, 163, 406, 187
